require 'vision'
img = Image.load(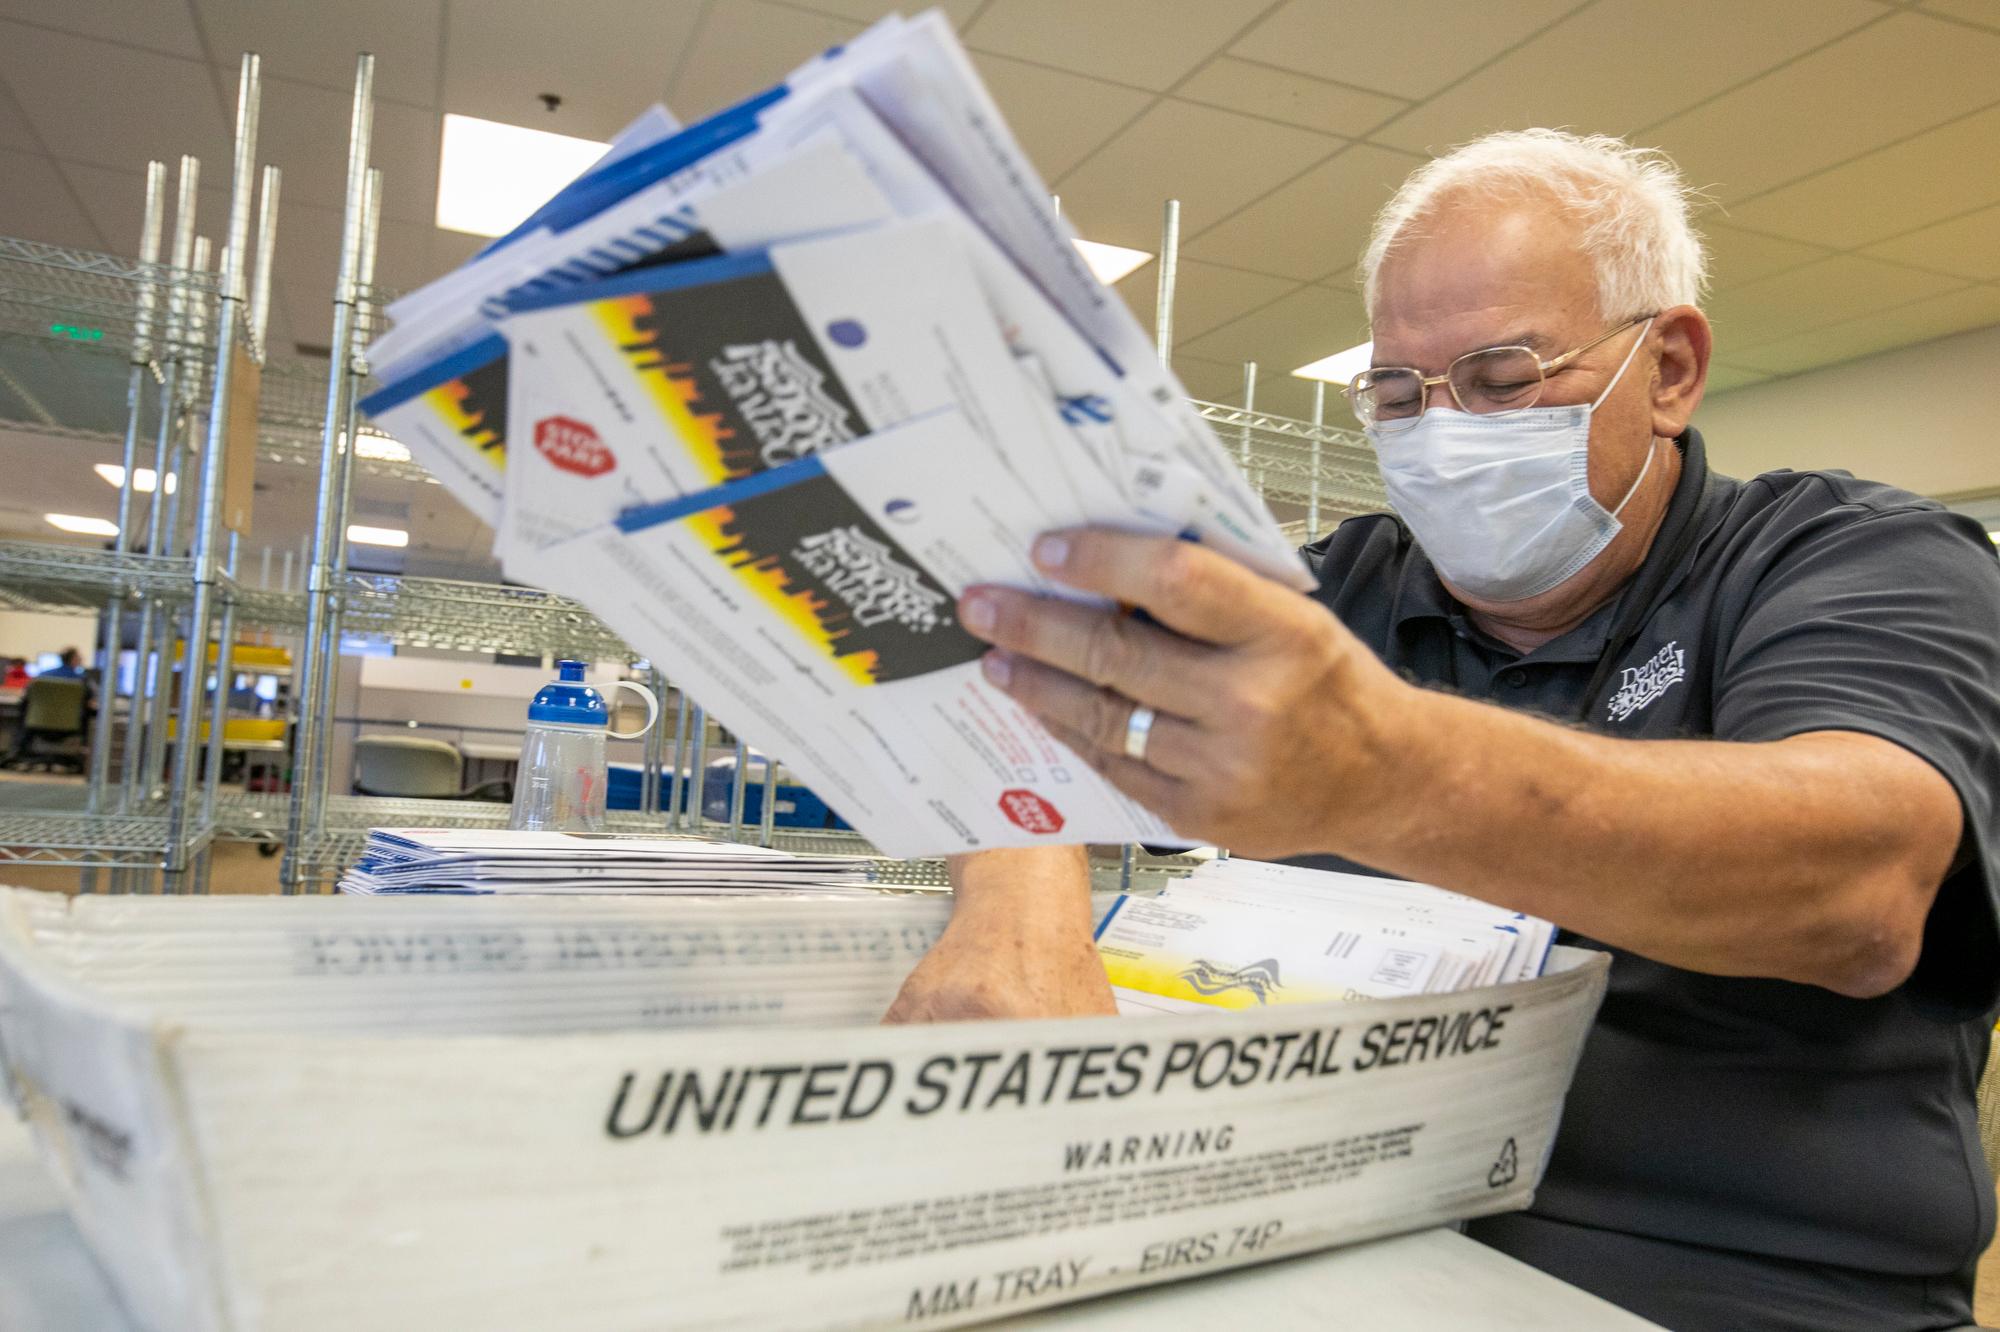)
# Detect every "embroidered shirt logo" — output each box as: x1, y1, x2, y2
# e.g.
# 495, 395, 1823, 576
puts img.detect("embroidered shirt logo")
1606, 641, 1686, 722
